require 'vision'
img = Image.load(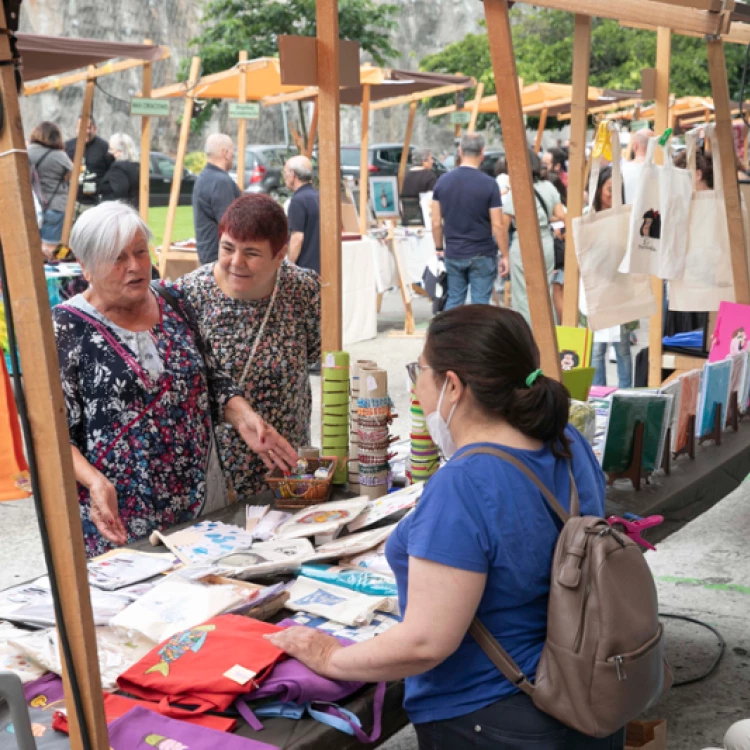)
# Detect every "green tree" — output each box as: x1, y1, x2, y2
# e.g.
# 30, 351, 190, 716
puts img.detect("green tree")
420, 9, 749, 129
186, 0, 399, 132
